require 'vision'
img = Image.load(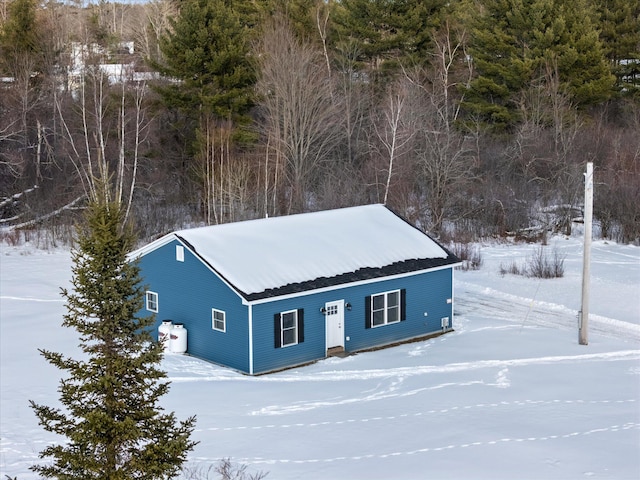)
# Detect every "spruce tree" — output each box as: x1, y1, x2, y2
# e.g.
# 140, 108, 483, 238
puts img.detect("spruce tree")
596, 0, 640, 97
332, 0, 446, 84
463, 0, 614, 131
155, 0, 257, 121
29, 187, 197, 479
0, 0, 40, 74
